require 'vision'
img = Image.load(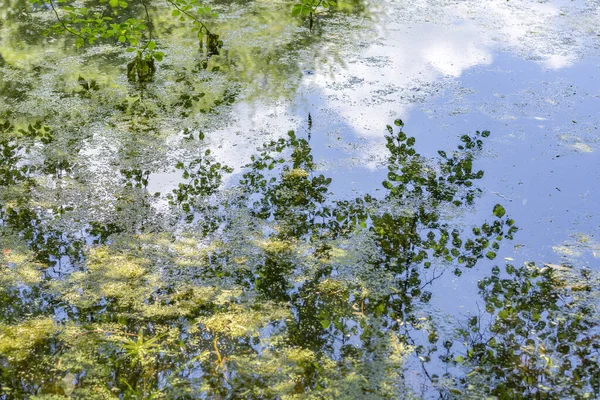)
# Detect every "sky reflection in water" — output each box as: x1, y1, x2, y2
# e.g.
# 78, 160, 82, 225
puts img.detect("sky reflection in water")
0, 0, 599, 398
